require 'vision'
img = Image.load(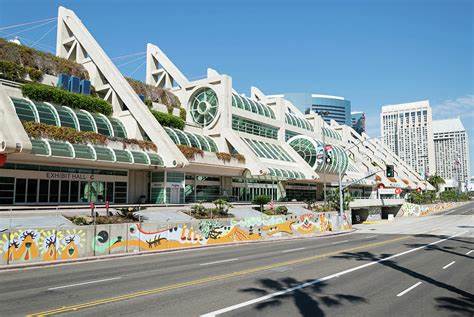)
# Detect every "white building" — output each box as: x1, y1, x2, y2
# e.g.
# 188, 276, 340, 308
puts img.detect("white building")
433, 118, 470, 190
380, 100, 436, 178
